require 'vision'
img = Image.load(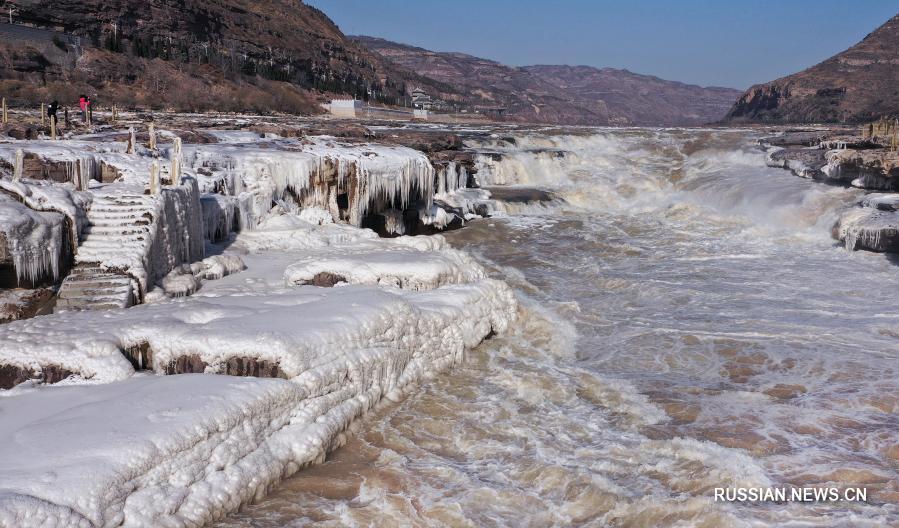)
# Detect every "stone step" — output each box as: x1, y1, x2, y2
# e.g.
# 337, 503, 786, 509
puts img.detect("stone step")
78, 245, 145, 256
55, 265, 134, 312
54, 298, 129, 311
88, 217, 152, 227
63, 273, 130, 287
101, 194, 149, 200
80, 237, 147, 247
58, 276, 131, 290
82, 225, 151, 236
58, 286, 131, 300
65, 192, 159, 313
93, 197, 149, 205
60, 270, 130, 282
88, 205, 153, 217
